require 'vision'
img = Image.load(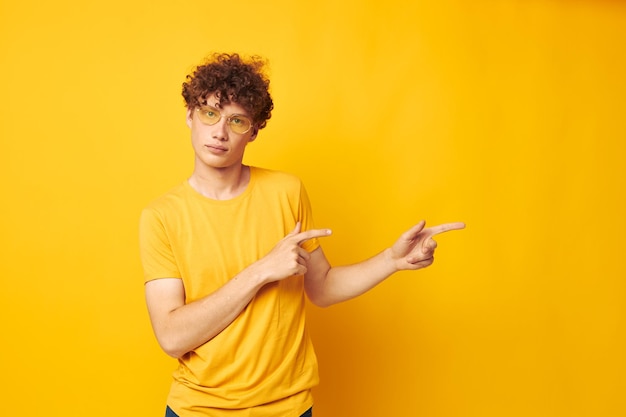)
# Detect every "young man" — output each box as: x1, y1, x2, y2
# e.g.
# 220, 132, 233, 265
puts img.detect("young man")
139, 53, 464, 417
